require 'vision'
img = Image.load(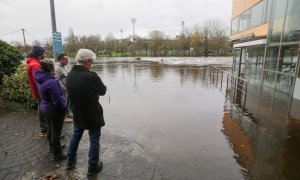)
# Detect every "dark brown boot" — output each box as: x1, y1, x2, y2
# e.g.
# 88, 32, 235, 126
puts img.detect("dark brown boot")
87, 161, 103, 177
53, 150, 67, 161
